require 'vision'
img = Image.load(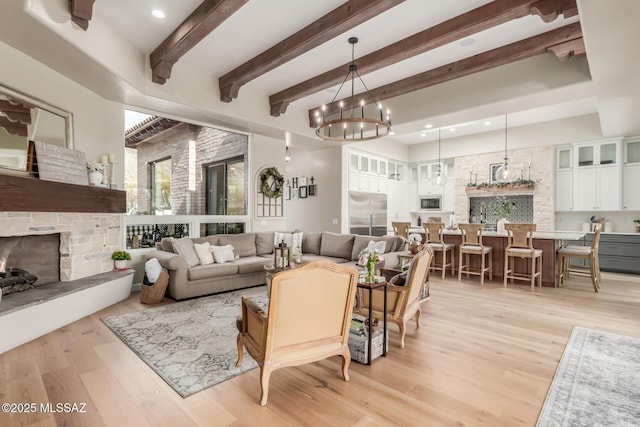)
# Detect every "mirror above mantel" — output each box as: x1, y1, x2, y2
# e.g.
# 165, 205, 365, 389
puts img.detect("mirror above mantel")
0, 83, 73, 173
